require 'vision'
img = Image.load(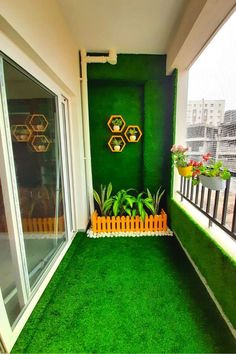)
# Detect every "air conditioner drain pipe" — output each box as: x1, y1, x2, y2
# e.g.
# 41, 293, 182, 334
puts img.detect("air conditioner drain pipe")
80, 49, 117, 215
